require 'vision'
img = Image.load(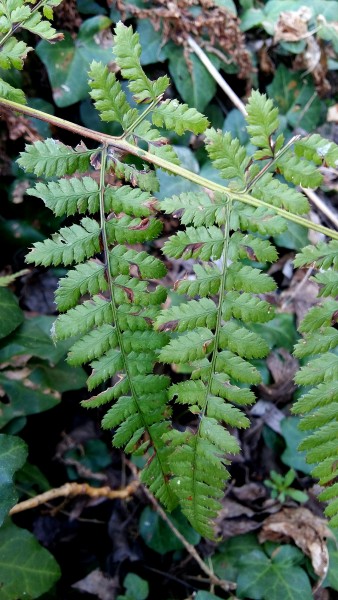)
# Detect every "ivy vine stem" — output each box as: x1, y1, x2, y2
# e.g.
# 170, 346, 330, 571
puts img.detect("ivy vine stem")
1, 97, 337, 240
